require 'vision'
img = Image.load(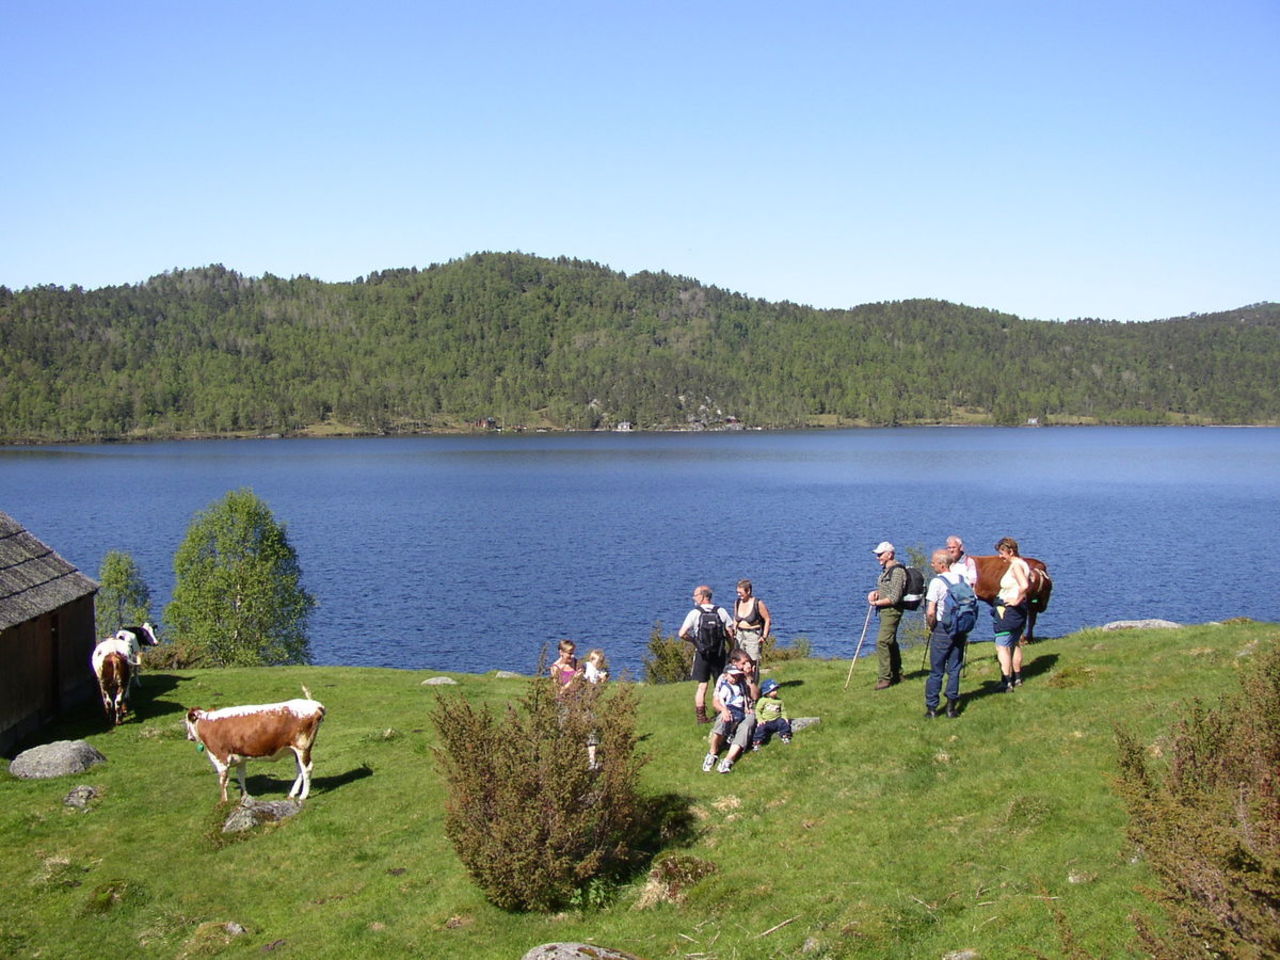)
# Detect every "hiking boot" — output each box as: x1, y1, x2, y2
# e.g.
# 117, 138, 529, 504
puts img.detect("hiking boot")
946, 699, 960, 718
924, 707, 938, 719
874, 679, 893, 691
1012, 672, 1024, 687
701, 753, 717, 773
999, 676, 1013, 692
696, 705, 711, 724
717, 758, 734, 774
